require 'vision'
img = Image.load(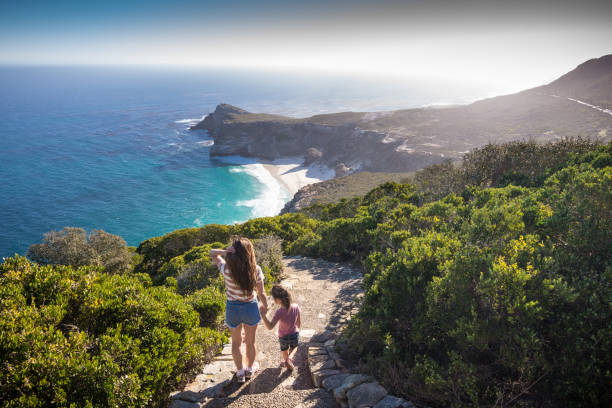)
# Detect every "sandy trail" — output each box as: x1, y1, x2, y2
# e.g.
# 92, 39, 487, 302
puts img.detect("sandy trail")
170, 256, 363, 408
